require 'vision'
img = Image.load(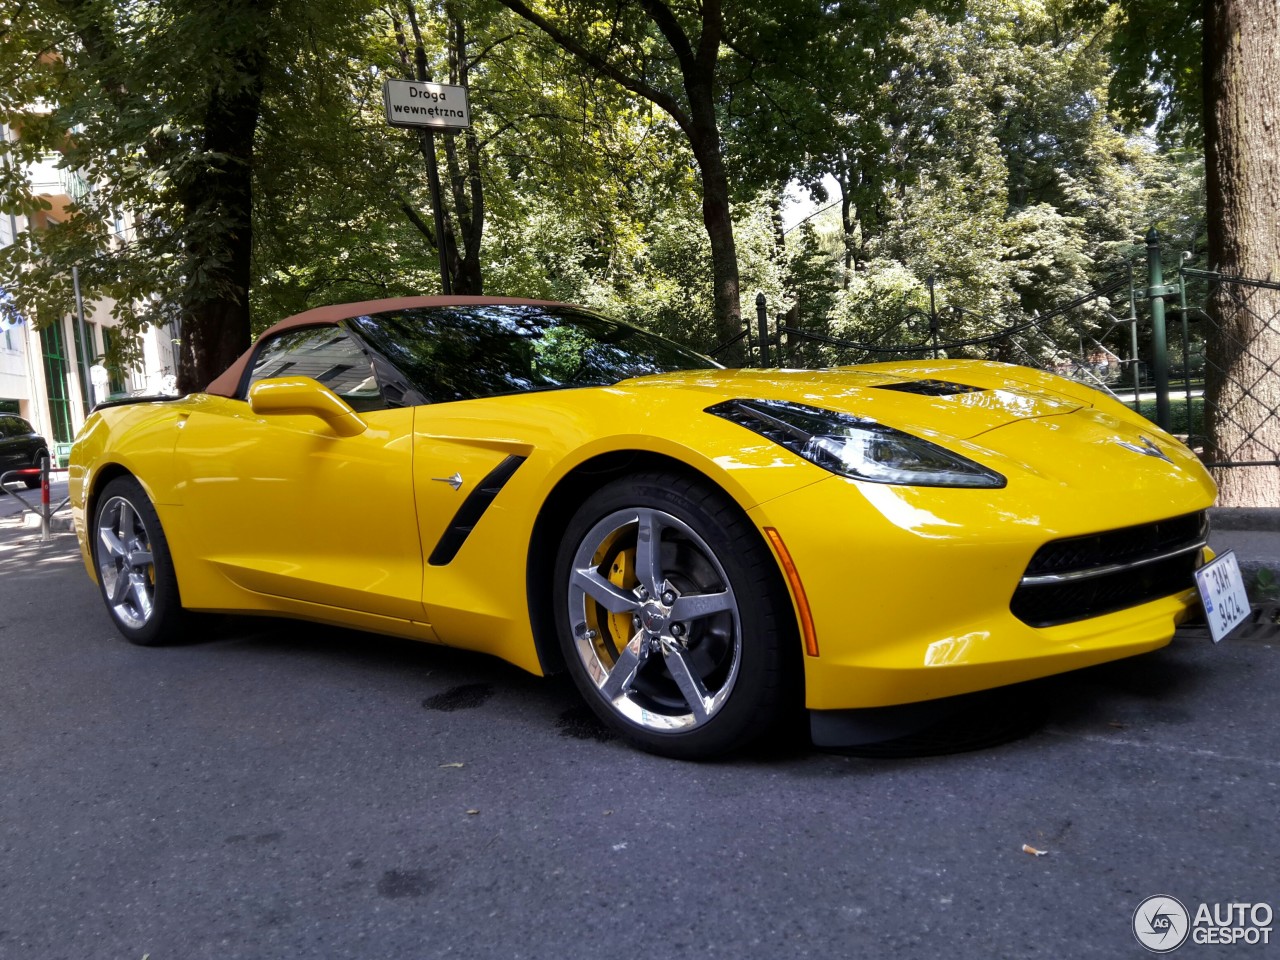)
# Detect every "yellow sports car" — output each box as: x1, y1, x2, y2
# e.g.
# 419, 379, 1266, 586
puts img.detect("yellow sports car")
70, 296, 1216, 758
